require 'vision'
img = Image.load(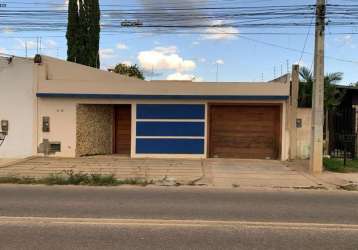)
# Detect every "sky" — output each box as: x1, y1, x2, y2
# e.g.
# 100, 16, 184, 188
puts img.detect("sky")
0, 0, 357, 84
